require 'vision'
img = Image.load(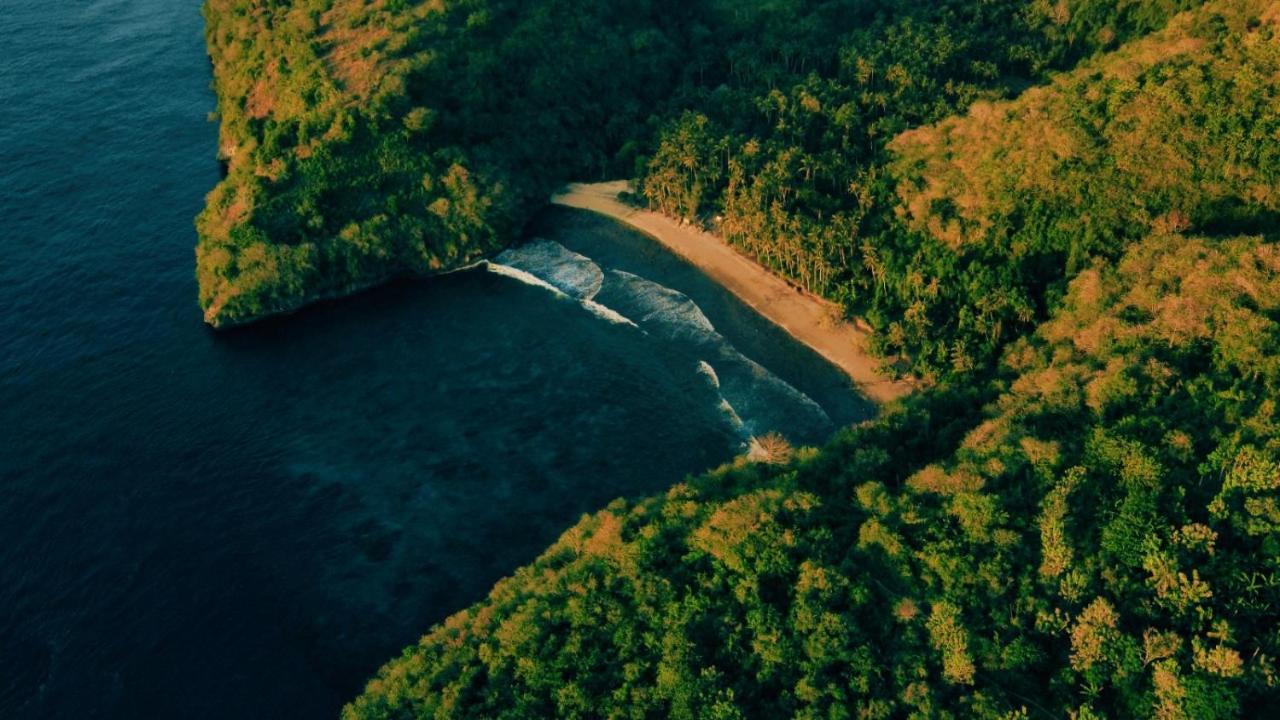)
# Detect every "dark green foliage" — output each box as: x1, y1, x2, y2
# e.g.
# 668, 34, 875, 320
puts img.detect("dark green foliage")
195, 1, 1280, 717
883, 0, 1280, 376
197, 0, 696, 325
345, 234, 1280, 719
198, 0, 1233, 336
638, 0, 1279, 379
